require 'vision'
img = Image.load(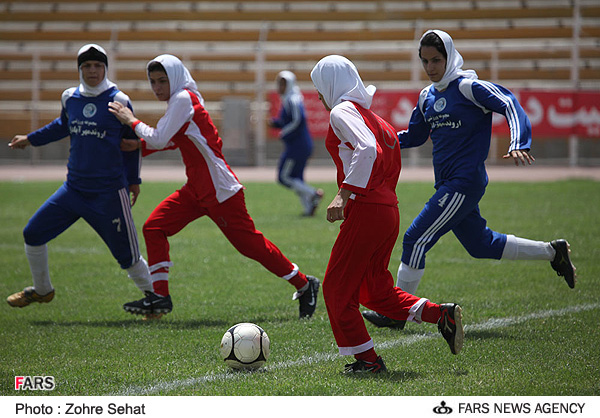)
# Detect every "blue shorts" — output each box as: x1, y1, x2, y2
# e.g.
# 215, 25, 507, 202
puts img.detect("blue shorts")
401, 183, 507, 270
23, 183, 141, 269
